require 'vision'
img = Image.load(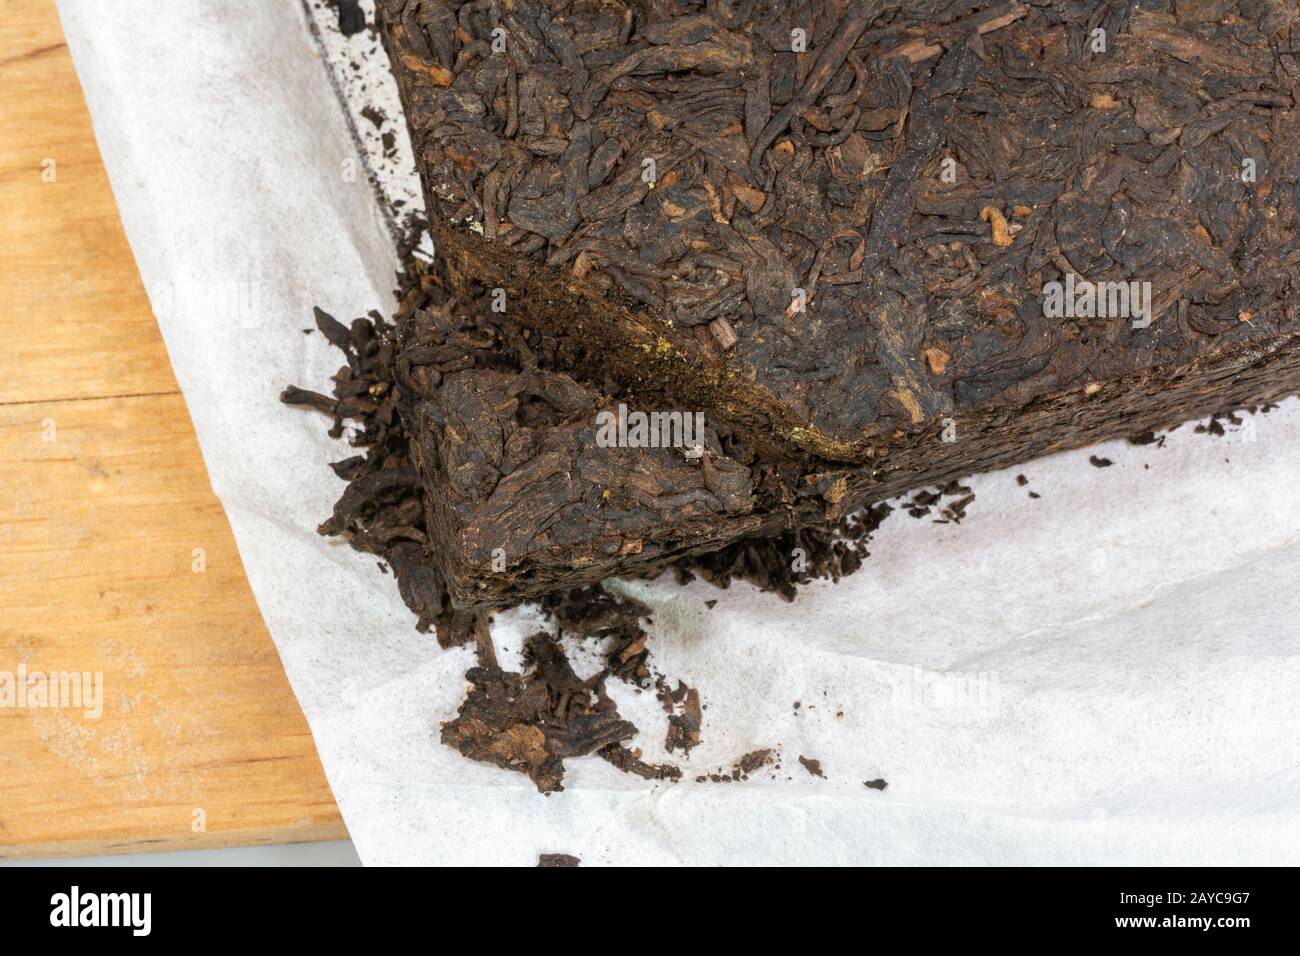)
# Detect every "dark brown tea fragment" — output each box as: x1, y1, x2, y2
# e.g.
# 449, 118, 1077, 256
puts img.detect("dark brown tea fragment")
798, 755, 825, 779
